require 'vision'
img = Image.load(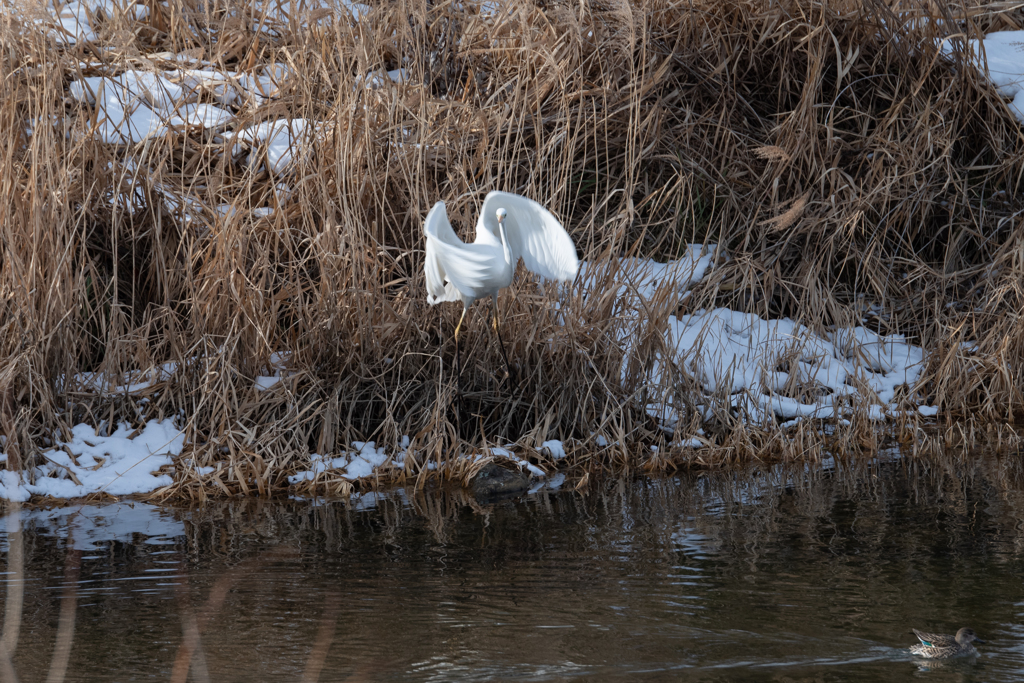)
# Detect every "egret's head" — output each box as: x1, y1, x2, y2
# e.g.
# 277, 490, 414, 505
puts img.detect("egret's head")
495, 207, 507, 225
